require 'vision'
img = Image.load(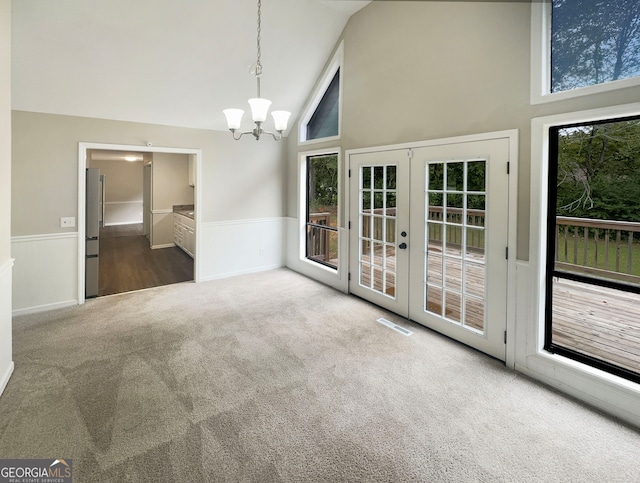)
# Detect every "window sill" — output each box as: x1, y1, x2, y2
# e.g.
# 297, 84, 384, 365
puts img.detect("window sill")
531, 76, 640, 105
298, 134, 341, 147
